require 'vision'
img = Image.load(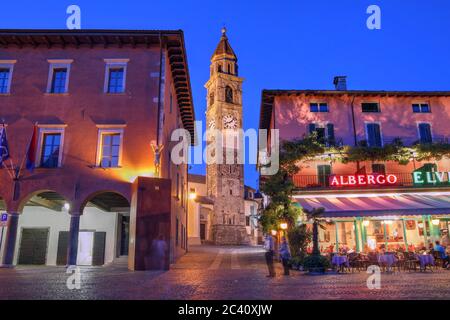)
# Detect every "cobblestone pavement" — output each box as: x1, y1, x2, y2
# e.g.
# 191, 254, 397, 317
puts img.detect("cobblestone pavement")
1, 245, 449, 300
